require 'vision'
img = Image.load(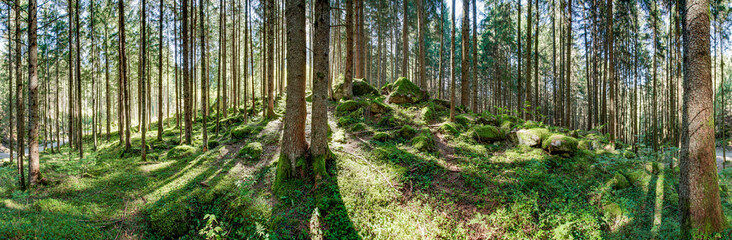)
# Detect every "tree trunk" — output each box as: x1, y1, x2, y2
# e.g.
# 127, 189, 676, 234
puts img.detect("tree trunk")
141, 0, 148, 161
460, 0, 469, 109
344, 0, 353, 99
311, 0, 330, 179
679, 0, 726, 235
472, 0, 479, 113
607, 0, 615, 143
401, 0, 408, 77
201, 0, 209, 152
16, 0, 25, 190
417, 0, 425, 89
449, 0, 456, 121
524, 0, 532, 119
158, 0, 164, 141
276, 0, 309, 185
265, 0, 275, 117
28, 0, 40, 186
183, 0, 193, 144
